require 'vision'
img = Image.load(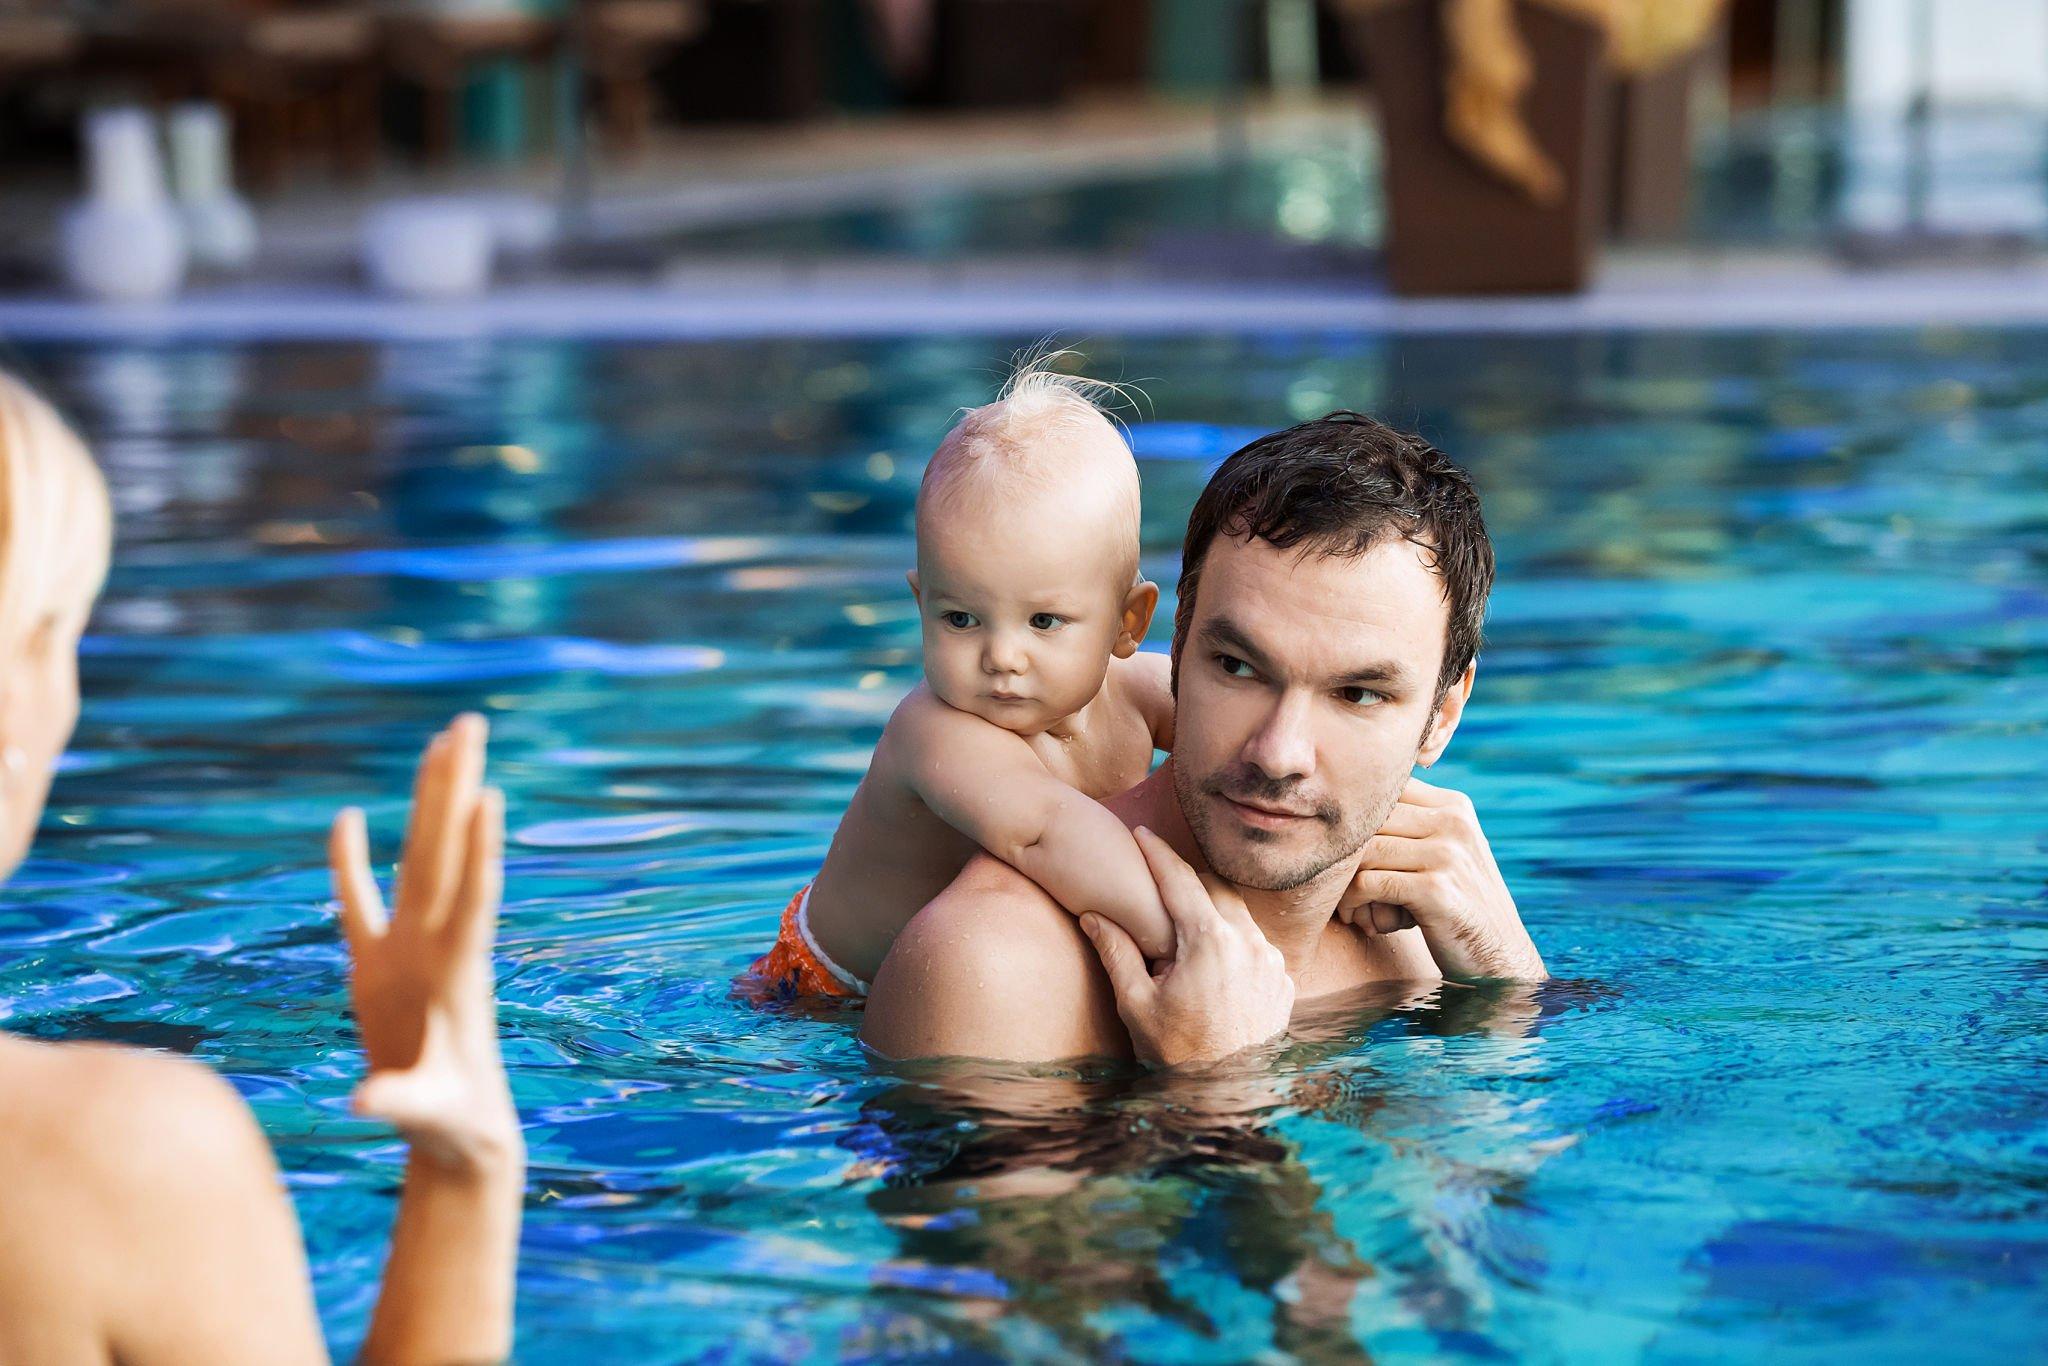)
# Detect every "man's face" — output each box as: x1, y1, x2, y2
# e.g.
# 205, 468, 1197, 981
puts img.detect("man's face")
1171, 533, 1458, 892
